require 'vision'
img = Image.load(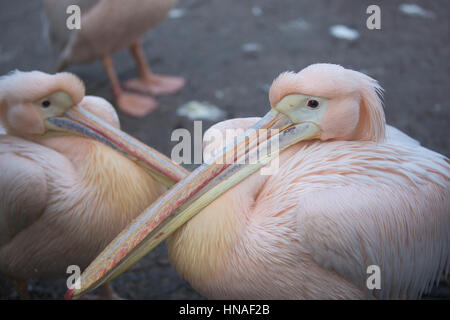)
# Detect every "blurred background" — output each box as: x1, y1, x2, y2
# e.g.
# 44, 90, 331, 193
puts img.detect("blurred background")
0, 0, 448, 299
